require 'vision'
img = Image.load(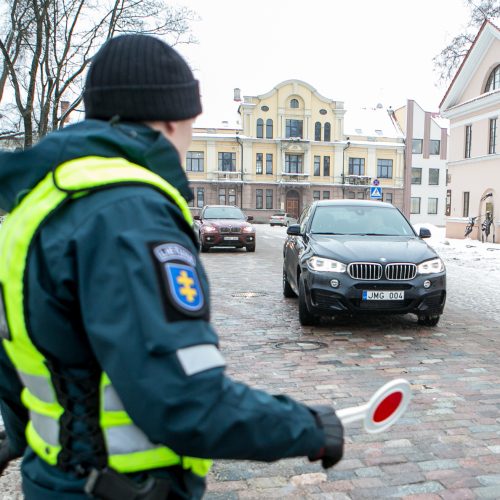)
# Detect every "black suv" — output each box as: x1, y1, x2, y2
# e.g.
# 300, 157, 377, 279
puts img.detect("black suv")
283, 200, 446, 326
